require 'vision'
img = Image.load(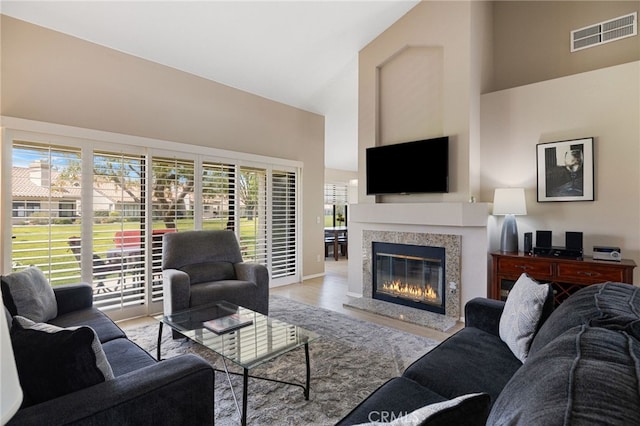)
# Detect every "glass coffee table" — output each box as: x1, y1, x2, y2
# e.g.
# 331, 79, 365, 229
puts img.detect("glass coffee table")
155, 301, 319, 426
